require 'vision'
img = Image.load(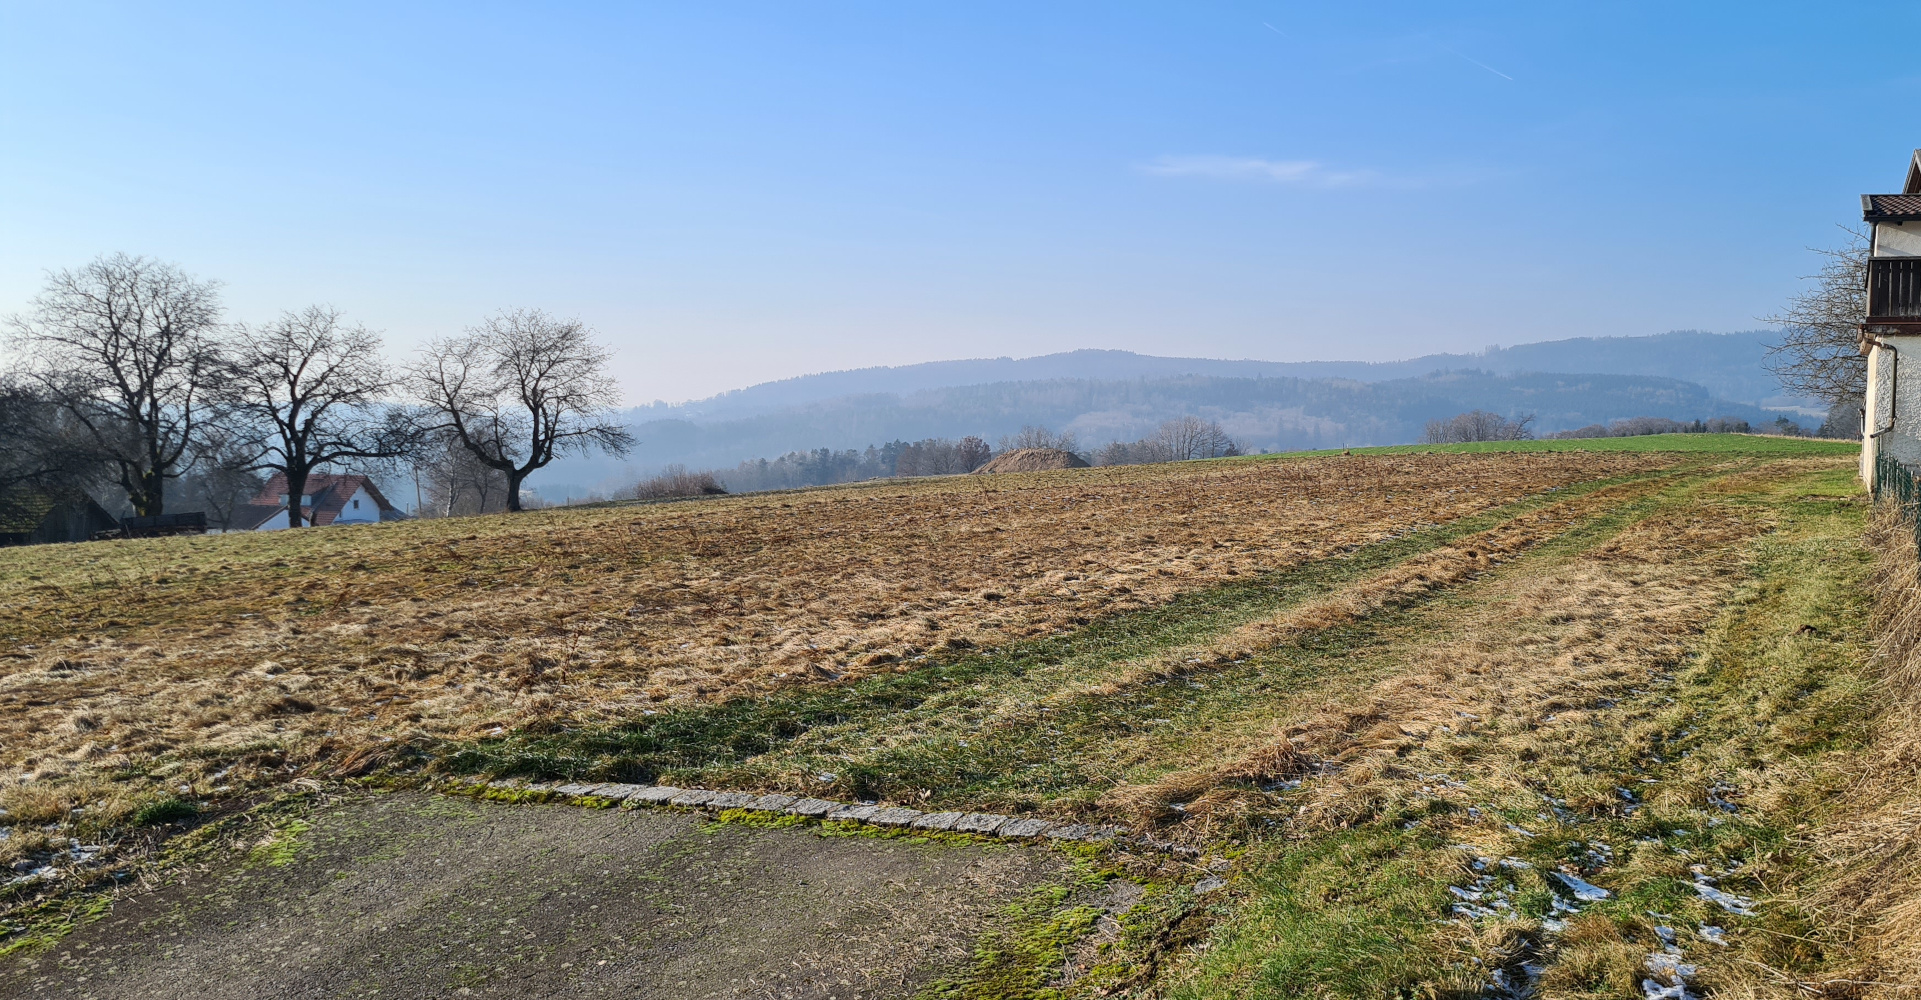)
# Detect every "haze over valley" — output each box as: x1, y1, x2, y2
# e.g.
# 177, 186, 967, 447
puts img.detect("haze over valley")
529, 329, 1812, 499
